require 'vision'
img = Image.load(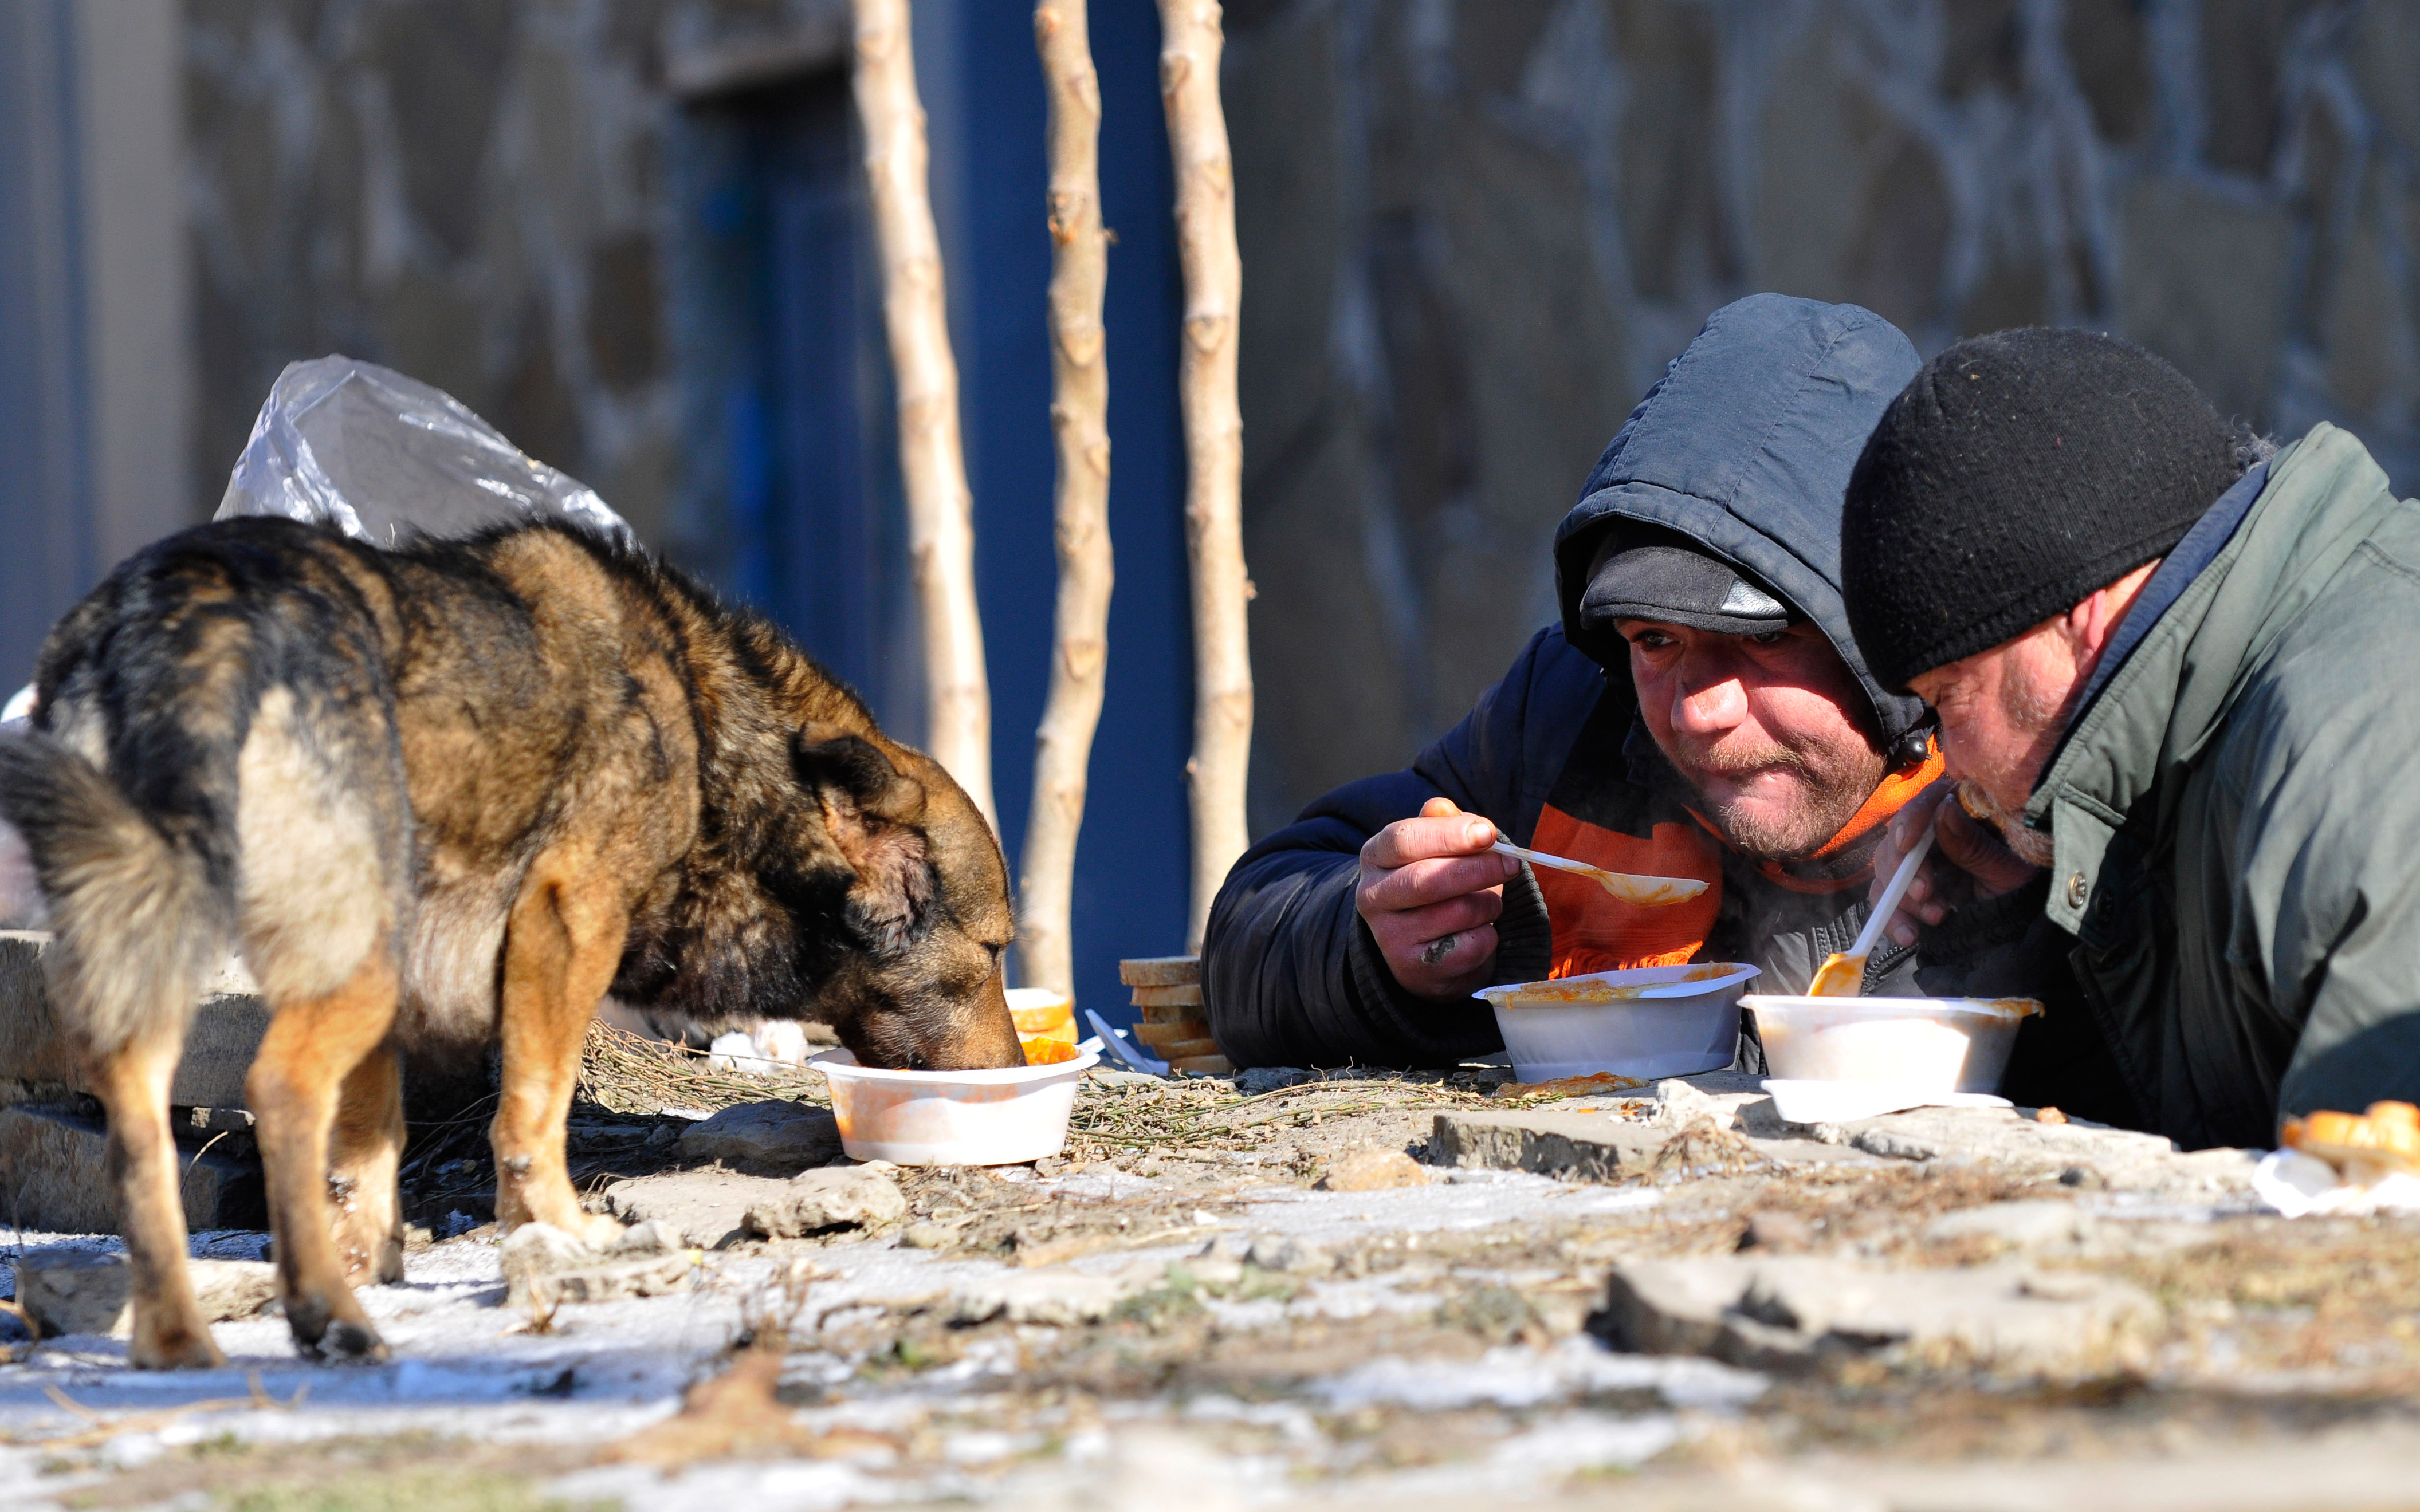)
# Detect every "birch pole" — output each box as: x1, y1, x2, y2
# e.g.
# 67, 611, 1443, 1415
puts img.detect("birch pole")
851, 0, 995, 830
1016, 0, 1116, 998
1158, 1, 1251, 954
